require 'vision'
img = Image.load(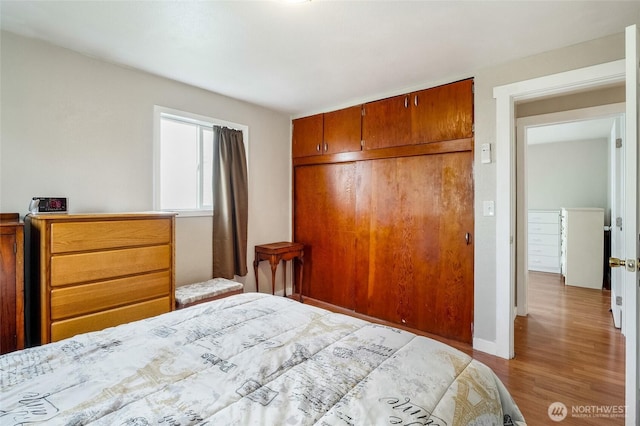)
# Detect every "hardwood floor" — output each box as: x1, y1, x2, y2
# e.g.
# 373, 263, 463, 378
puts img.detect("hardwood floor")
299, 271, 626, 425
506, 272, 625, 425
